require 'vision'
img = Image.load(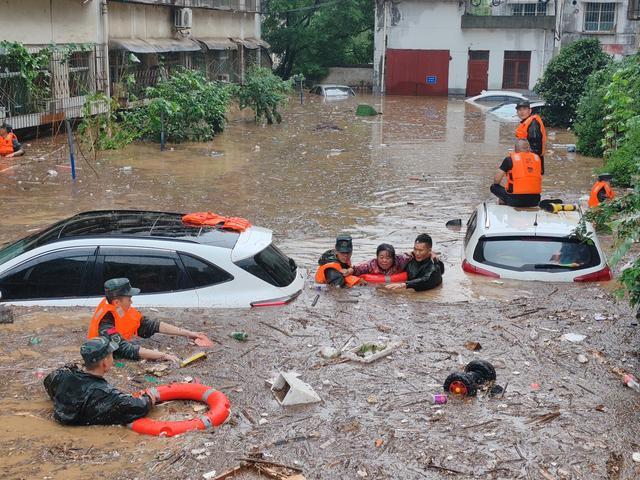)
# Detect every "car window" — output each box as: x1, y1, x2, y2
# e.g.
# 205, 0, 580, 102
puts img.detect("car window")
179, 253, 233, 287
102, 255, 180, 293
325, 87, 352, 96
235, 243, 297, 287
474, 236, 600, 272
0, 252, 91, 300
464, 211, 478, 247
